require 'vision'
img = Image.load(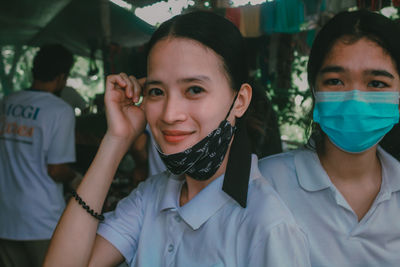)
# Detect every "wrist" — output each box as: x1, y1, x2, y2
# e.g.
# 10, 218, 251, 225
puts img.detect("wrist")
100, 134, 134, 161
